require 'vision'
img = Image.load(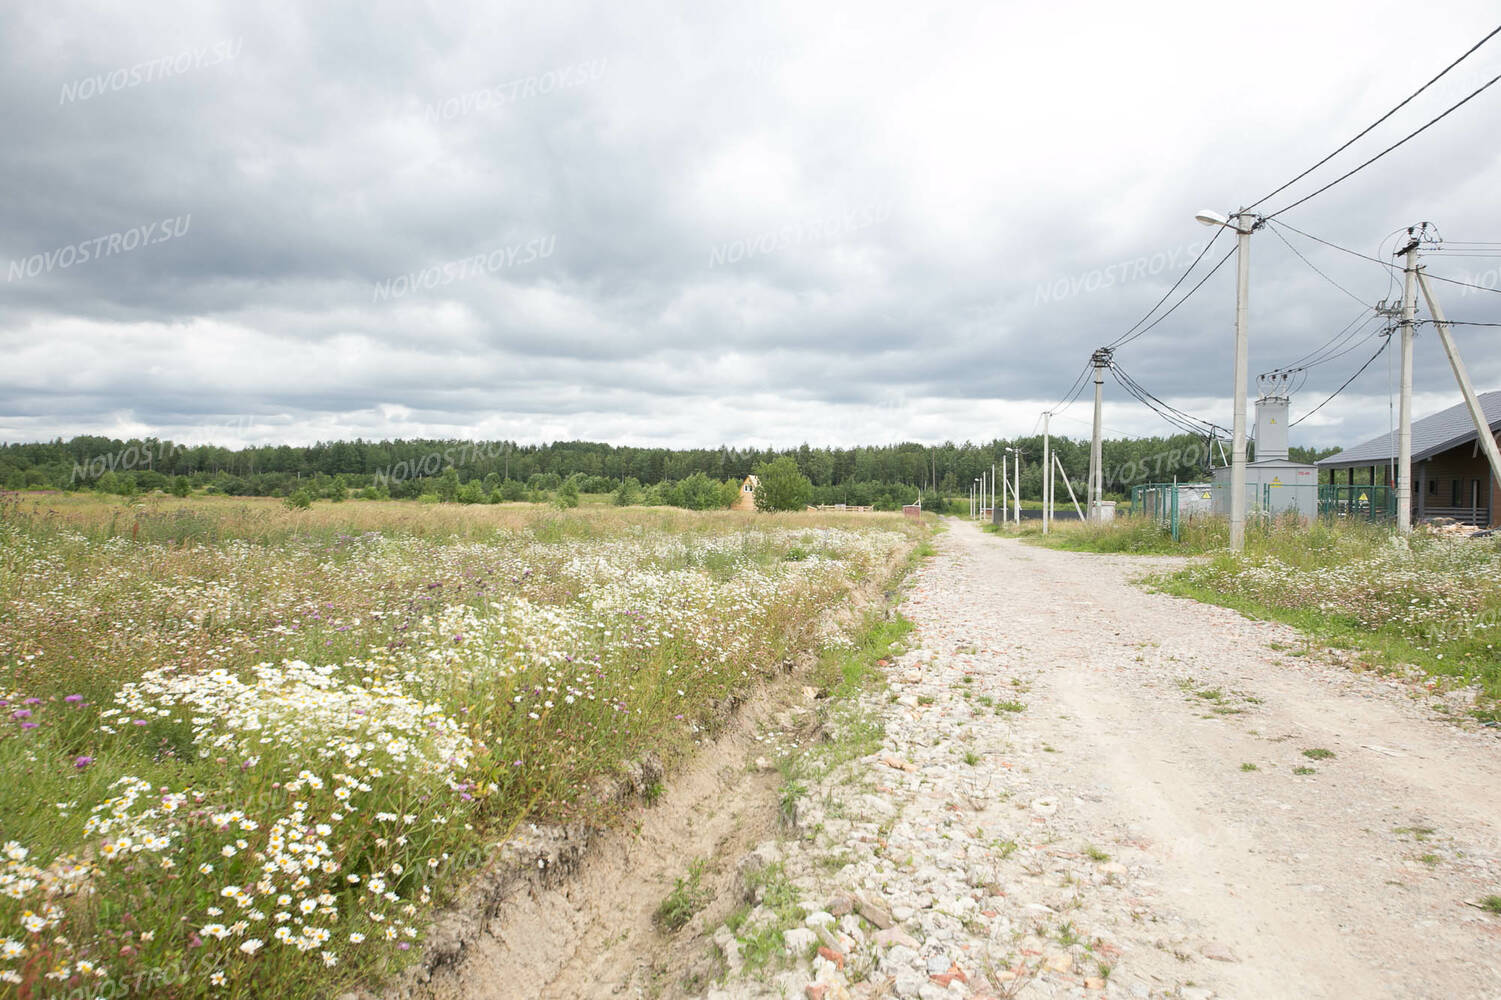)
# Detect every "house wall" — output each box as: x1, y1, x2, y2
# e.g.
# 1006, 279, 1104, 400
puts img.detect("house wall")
1415, 433, 1501, 526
